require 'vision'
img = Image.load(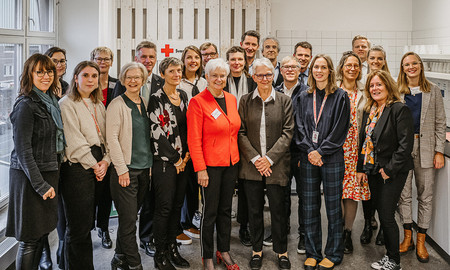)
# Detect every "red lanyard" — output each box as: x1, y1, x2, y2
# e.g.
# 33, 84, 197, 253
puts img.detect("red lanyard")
313, 90, 327, 130
82, 99, 103, 139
